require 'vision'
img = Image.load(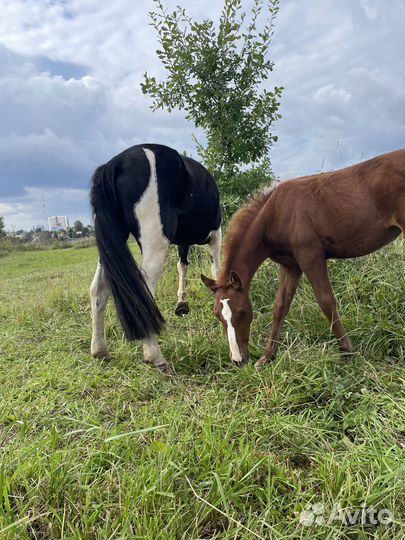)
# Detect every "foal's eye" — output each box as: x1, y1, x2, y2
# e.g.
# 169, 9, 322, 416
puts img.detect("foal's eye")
239, 311, 246, 319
